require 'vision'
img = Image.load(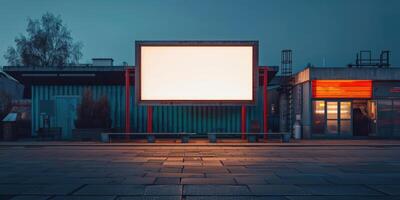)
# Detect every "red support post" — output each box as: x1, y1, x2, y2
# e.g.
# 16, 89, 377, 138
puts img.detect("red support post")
241, 105, 246, 139
125, 68, 131, 136
263, 69, 269, 140
147, 106, 153, 133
